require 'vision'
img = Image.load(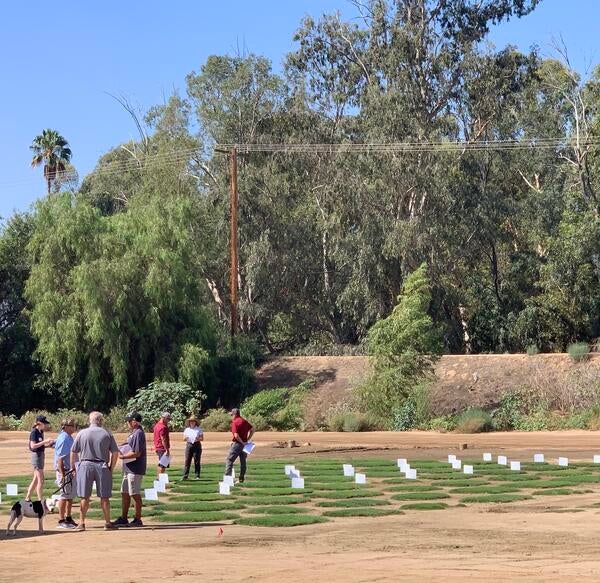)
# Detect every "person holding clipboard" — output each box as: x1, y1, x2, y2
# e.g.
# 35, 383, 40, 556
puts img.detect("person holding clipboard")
181, 415, 203, 480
